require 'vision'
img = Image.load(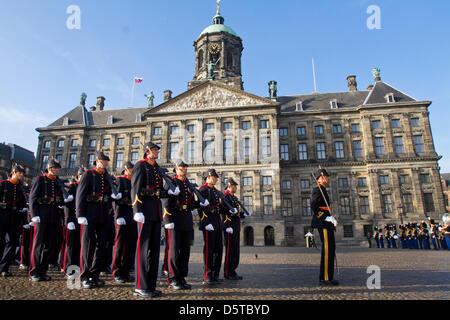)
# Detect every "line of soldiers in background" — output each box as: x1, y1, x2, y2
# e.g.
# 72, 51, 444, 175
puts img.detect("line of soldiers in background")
370, 219, 450, 250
